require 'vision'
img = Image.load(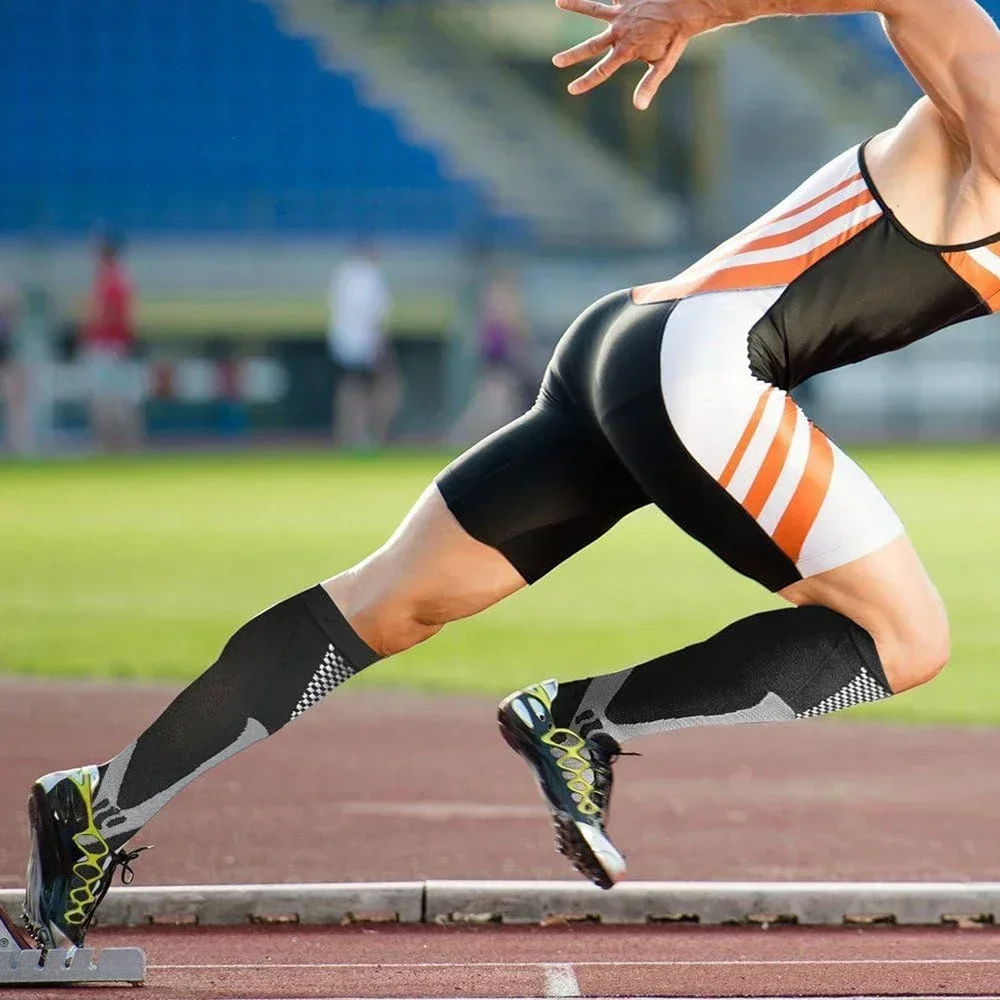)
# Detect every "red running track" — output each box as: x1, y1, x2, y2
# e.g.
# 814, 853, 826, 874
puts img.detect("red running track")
6, 680, 1000, 887
8, 924, 1000, 999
